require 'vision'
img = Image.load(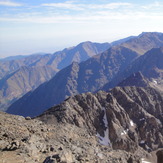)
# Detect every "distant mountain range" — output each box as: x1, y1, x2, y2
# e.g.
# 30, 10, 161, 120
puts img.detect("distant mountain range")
7, 46, 139, 117
103, 46, 163, 90
0, 42, 110, 80
7, 32, 163, 117
0, 41, 110, 111
0, 66, 57, 111
121, 32, 163, 54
